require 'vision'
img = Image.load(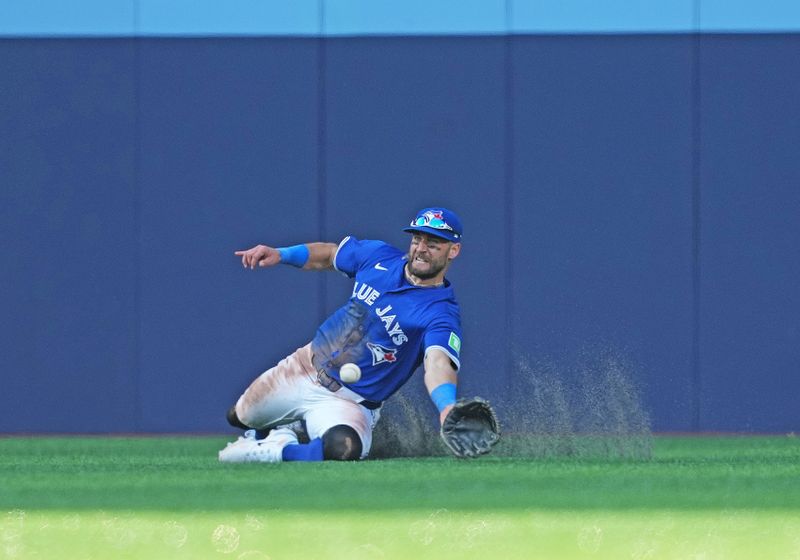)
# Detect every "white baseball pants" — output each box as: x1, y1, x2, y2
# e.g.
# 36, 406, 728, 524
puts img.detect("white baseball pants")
234, 343, 379, 458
